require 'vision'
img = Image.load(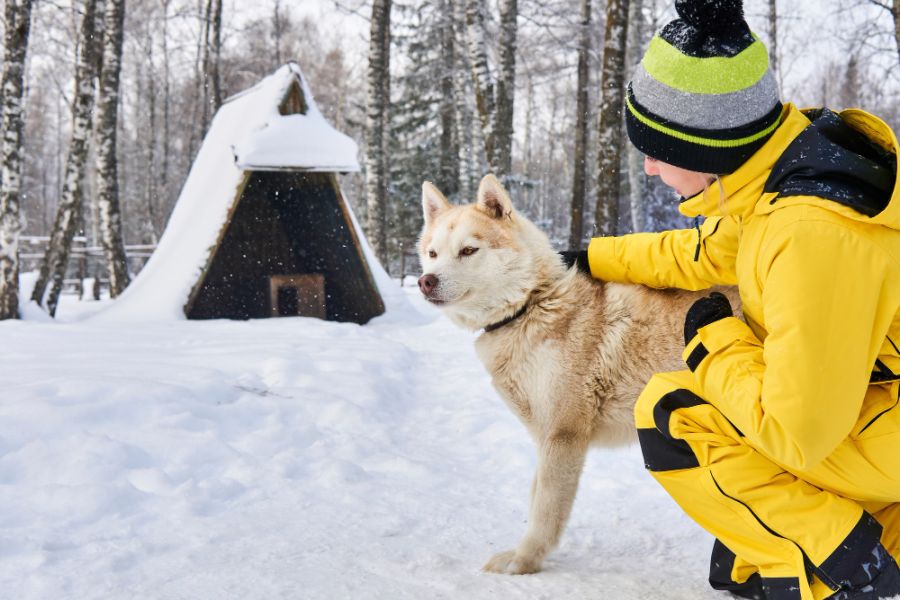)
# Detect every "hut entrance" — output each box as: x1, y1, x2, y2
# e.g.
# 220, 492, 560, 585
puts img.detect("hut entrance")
269, 274, 325, 318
